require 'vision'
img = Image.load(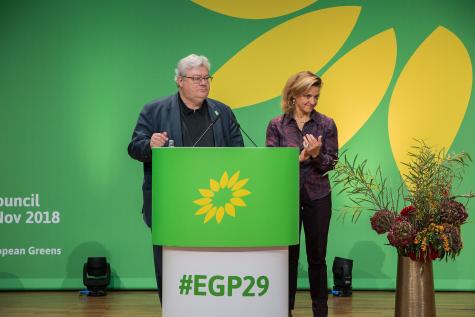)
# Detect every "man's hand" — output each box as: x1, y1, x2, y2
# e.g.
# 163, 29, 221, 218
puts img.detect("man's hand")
150, 132, 169, 148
